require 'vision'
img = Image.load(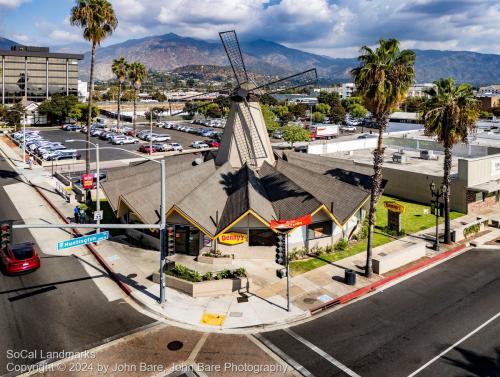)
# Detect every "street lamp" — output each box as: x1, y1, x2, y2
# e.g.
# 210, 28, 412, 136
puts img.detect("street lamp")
429, 182, 445, 252
67, 139, 101, 236
66, 144, 168, 304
